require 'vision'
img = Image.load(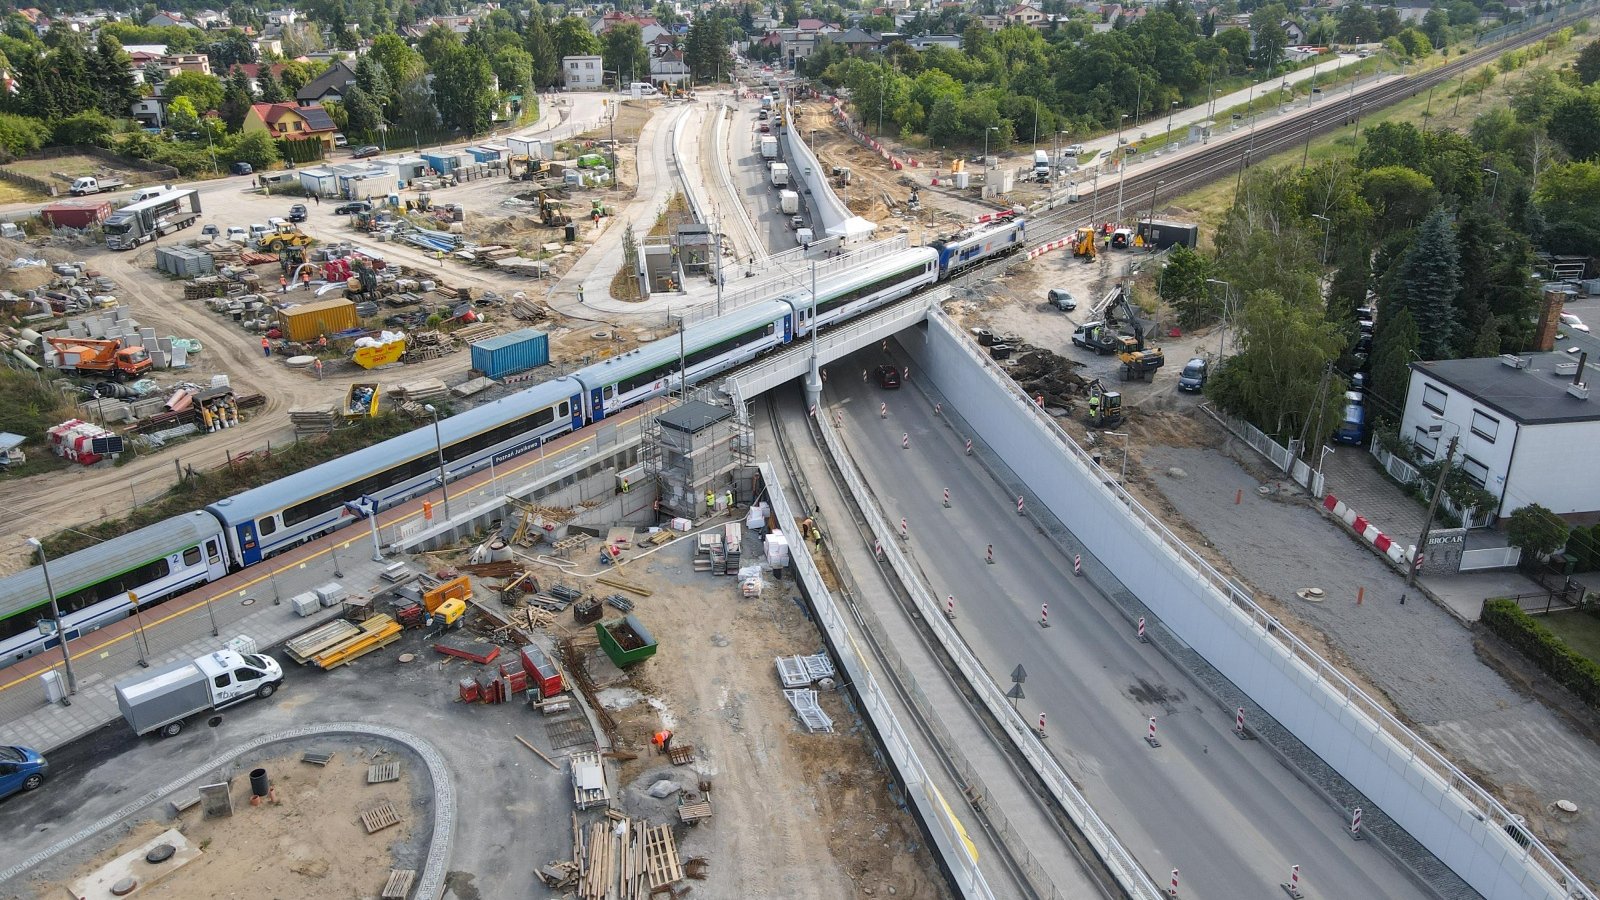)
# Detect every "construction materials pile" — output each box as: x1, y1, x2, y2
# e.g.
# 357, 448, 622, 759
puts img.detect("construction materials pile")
563, 812, 685, 900
388, 378, 448, 403
289, 404, 341, 436
1004, 345, 1089, 410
